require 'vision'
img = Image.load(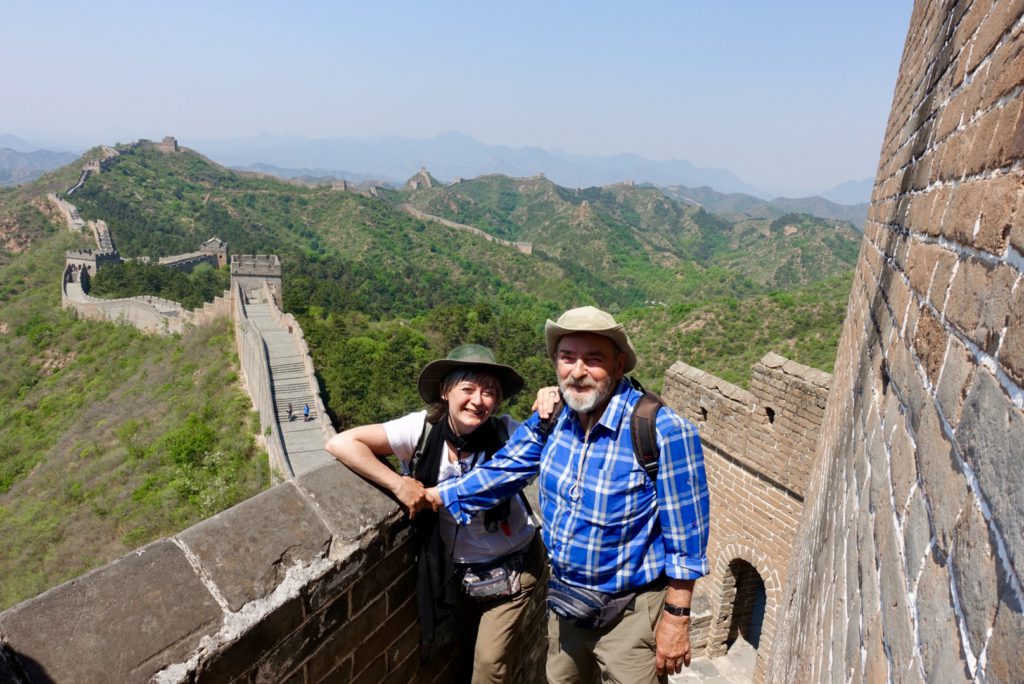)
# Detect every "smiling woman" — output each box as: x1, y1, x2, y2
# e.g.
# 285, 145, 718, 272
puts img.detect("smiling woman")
324, 344, 548, 683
